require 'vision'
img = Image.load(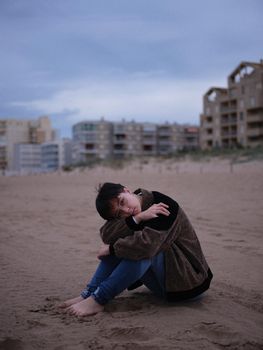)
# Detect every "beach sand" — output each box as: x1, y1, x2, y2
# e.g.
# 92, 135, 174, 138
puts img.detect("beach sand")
0, 159, 263, 349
